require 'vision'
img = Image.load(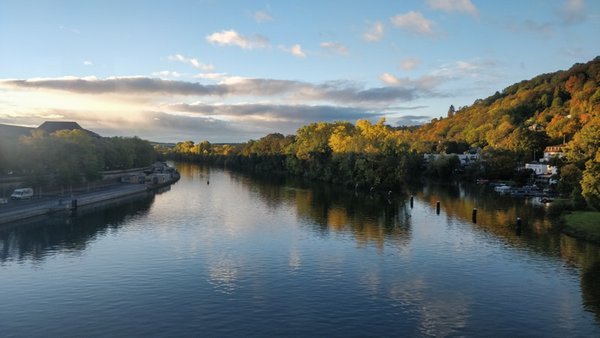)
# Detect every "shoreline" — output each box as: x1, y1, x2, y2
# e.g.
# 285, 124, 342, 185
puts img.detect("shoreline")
0, 171, 179, 226
560, 211, 600, 245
